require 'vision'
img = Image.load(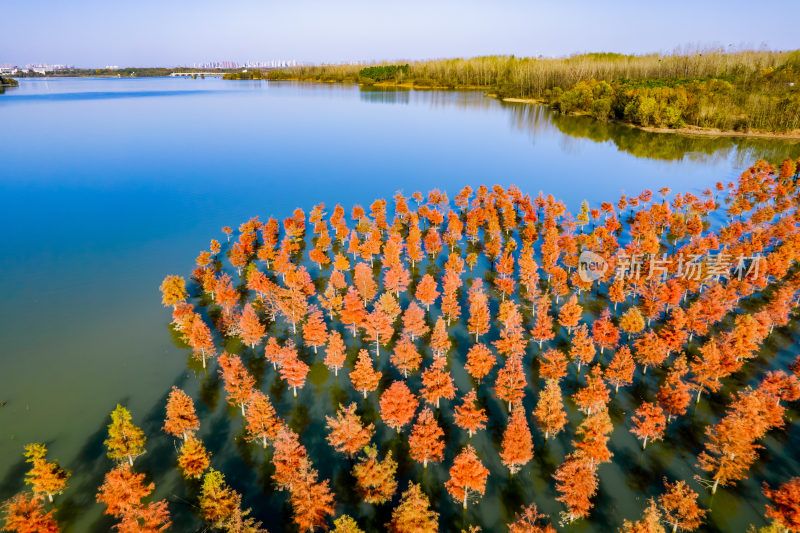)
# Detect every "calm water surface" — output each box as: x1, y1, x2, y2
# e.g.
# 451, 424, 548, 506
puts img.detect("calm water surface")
0, 77, 798, 532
